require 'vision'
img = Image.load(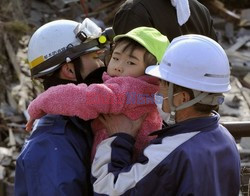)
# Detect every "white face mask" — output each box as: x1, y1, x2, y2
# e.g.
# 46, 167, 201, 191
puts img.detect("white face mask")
154, 92, 170, 123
